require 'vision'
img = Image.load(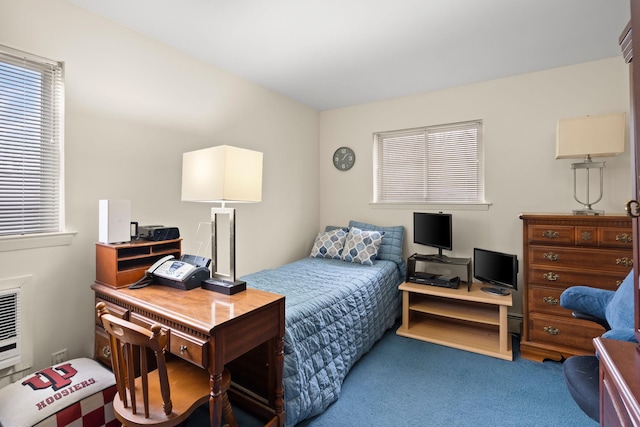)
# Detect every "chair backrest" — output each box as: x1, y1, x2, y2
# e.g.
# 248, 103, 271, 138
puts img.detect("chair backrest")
606, 269, 635, 330
96, 302, 172, 419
